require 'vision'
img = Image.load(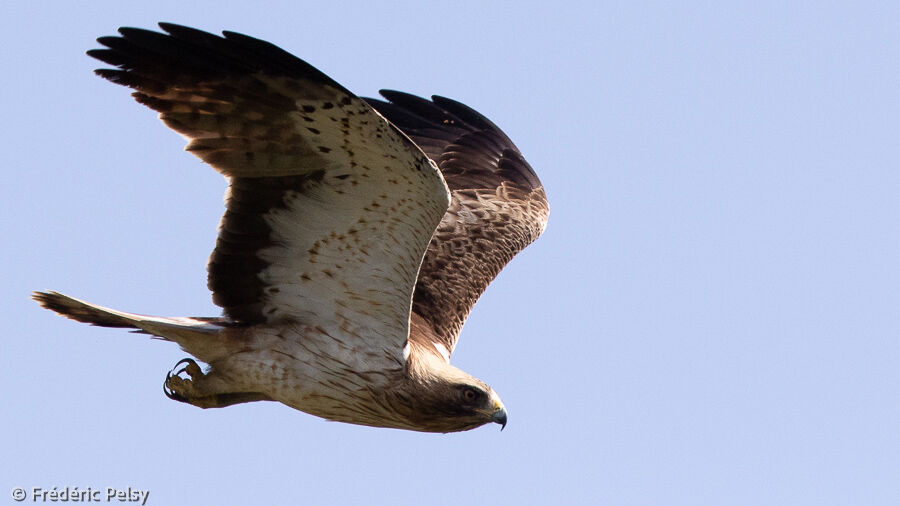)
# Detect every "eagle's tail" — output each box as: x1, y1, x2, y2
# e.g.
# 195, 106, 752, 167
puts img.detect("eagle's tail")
33, 290, 144, 329
32, 291, 261, 405
32, 291, 224, 344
